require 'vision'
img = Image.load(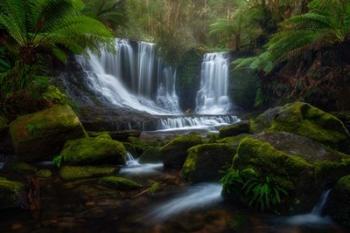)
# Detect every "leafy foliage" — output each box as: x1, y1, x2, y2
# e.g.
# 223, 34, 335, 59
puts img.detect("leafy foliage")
234, 0, 350, 72
0, 0, 113, 95
221, 168, 288, 211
